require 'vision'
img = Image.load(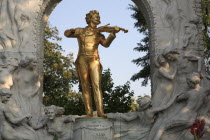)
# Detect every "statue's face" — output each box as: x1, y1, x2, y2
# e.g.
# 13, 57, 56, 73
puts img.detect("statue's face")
90, 14, 100, 25
46, 109, 56, 120
187, 76, 200, 89
158, 56, 167, 66
28, 60, 37, 70
1, 95, 11, 104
